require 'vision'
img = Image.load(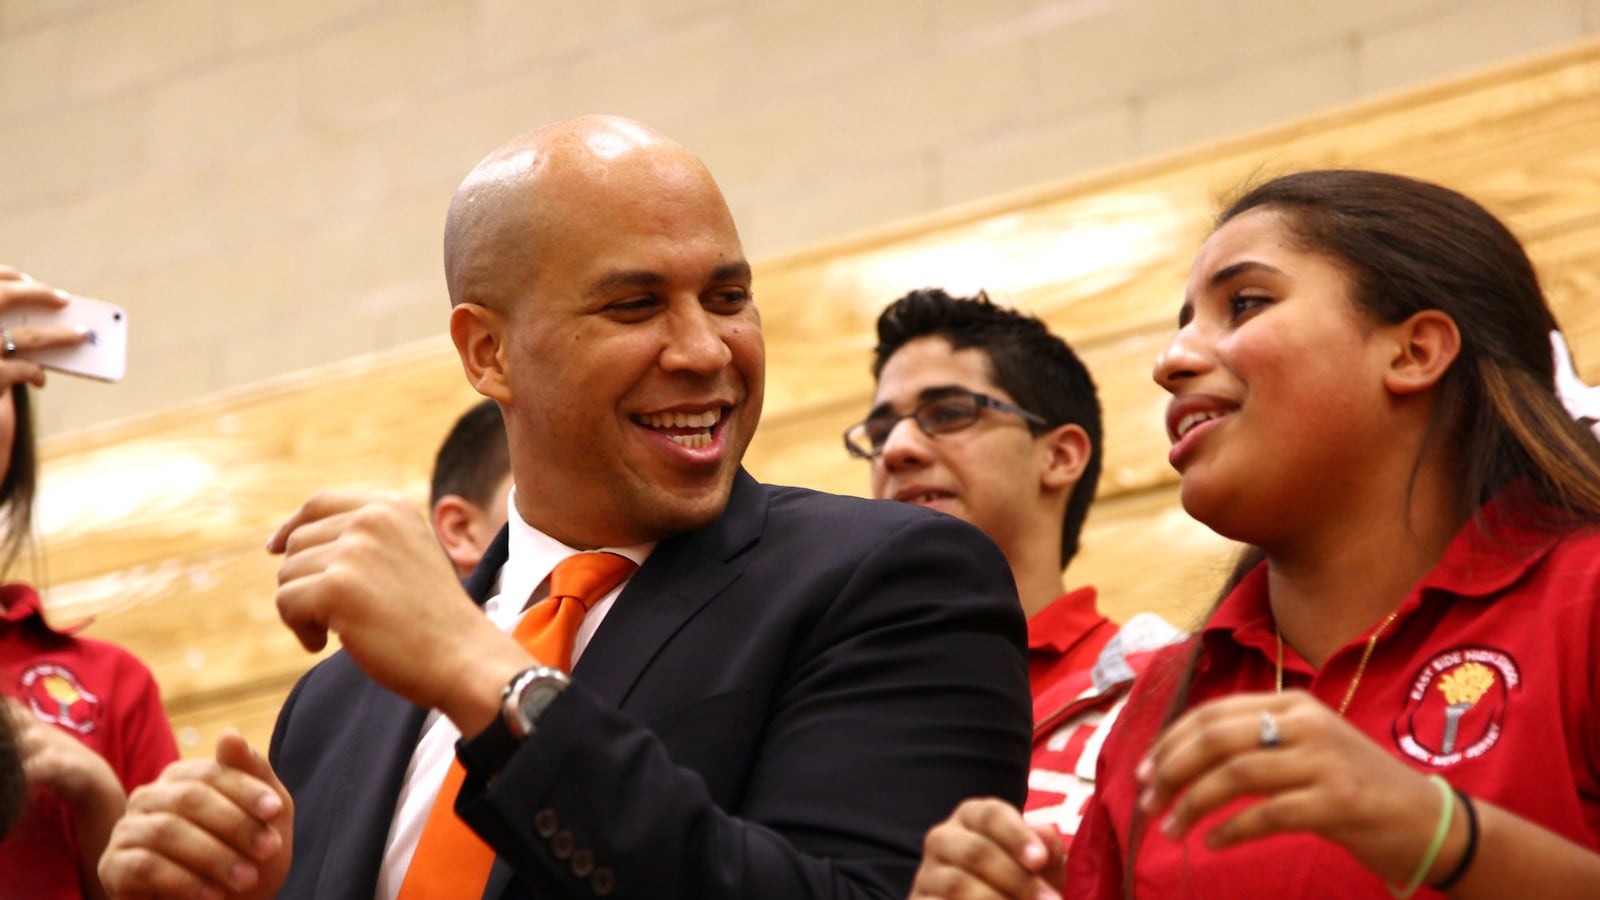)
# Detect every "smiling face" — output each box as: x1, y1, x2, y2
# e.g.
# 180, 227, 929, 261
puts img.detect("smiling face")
870, 336, 1052, 561
449, 120, 764, 548
1153, 207, 1404, 546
